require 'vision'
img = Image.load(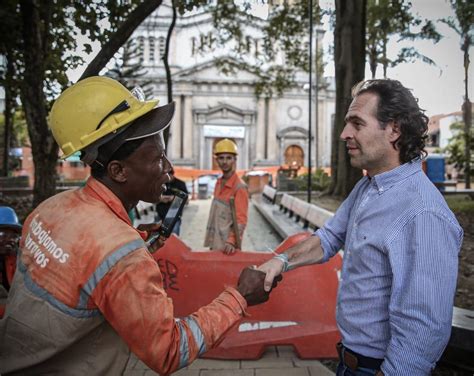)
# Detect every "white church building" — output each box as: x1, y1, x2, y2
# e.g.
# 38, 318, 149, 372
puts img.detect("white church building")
126, 3, 335, 171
